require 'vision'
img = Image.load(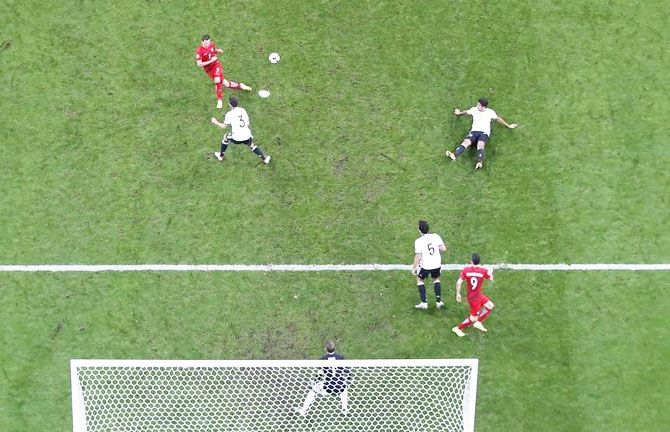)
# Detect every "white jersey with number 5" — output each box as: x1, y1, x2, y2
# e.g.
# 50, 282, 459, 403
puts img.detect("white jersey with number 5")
414, 233, 444, 270
224, 106, 252, 141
